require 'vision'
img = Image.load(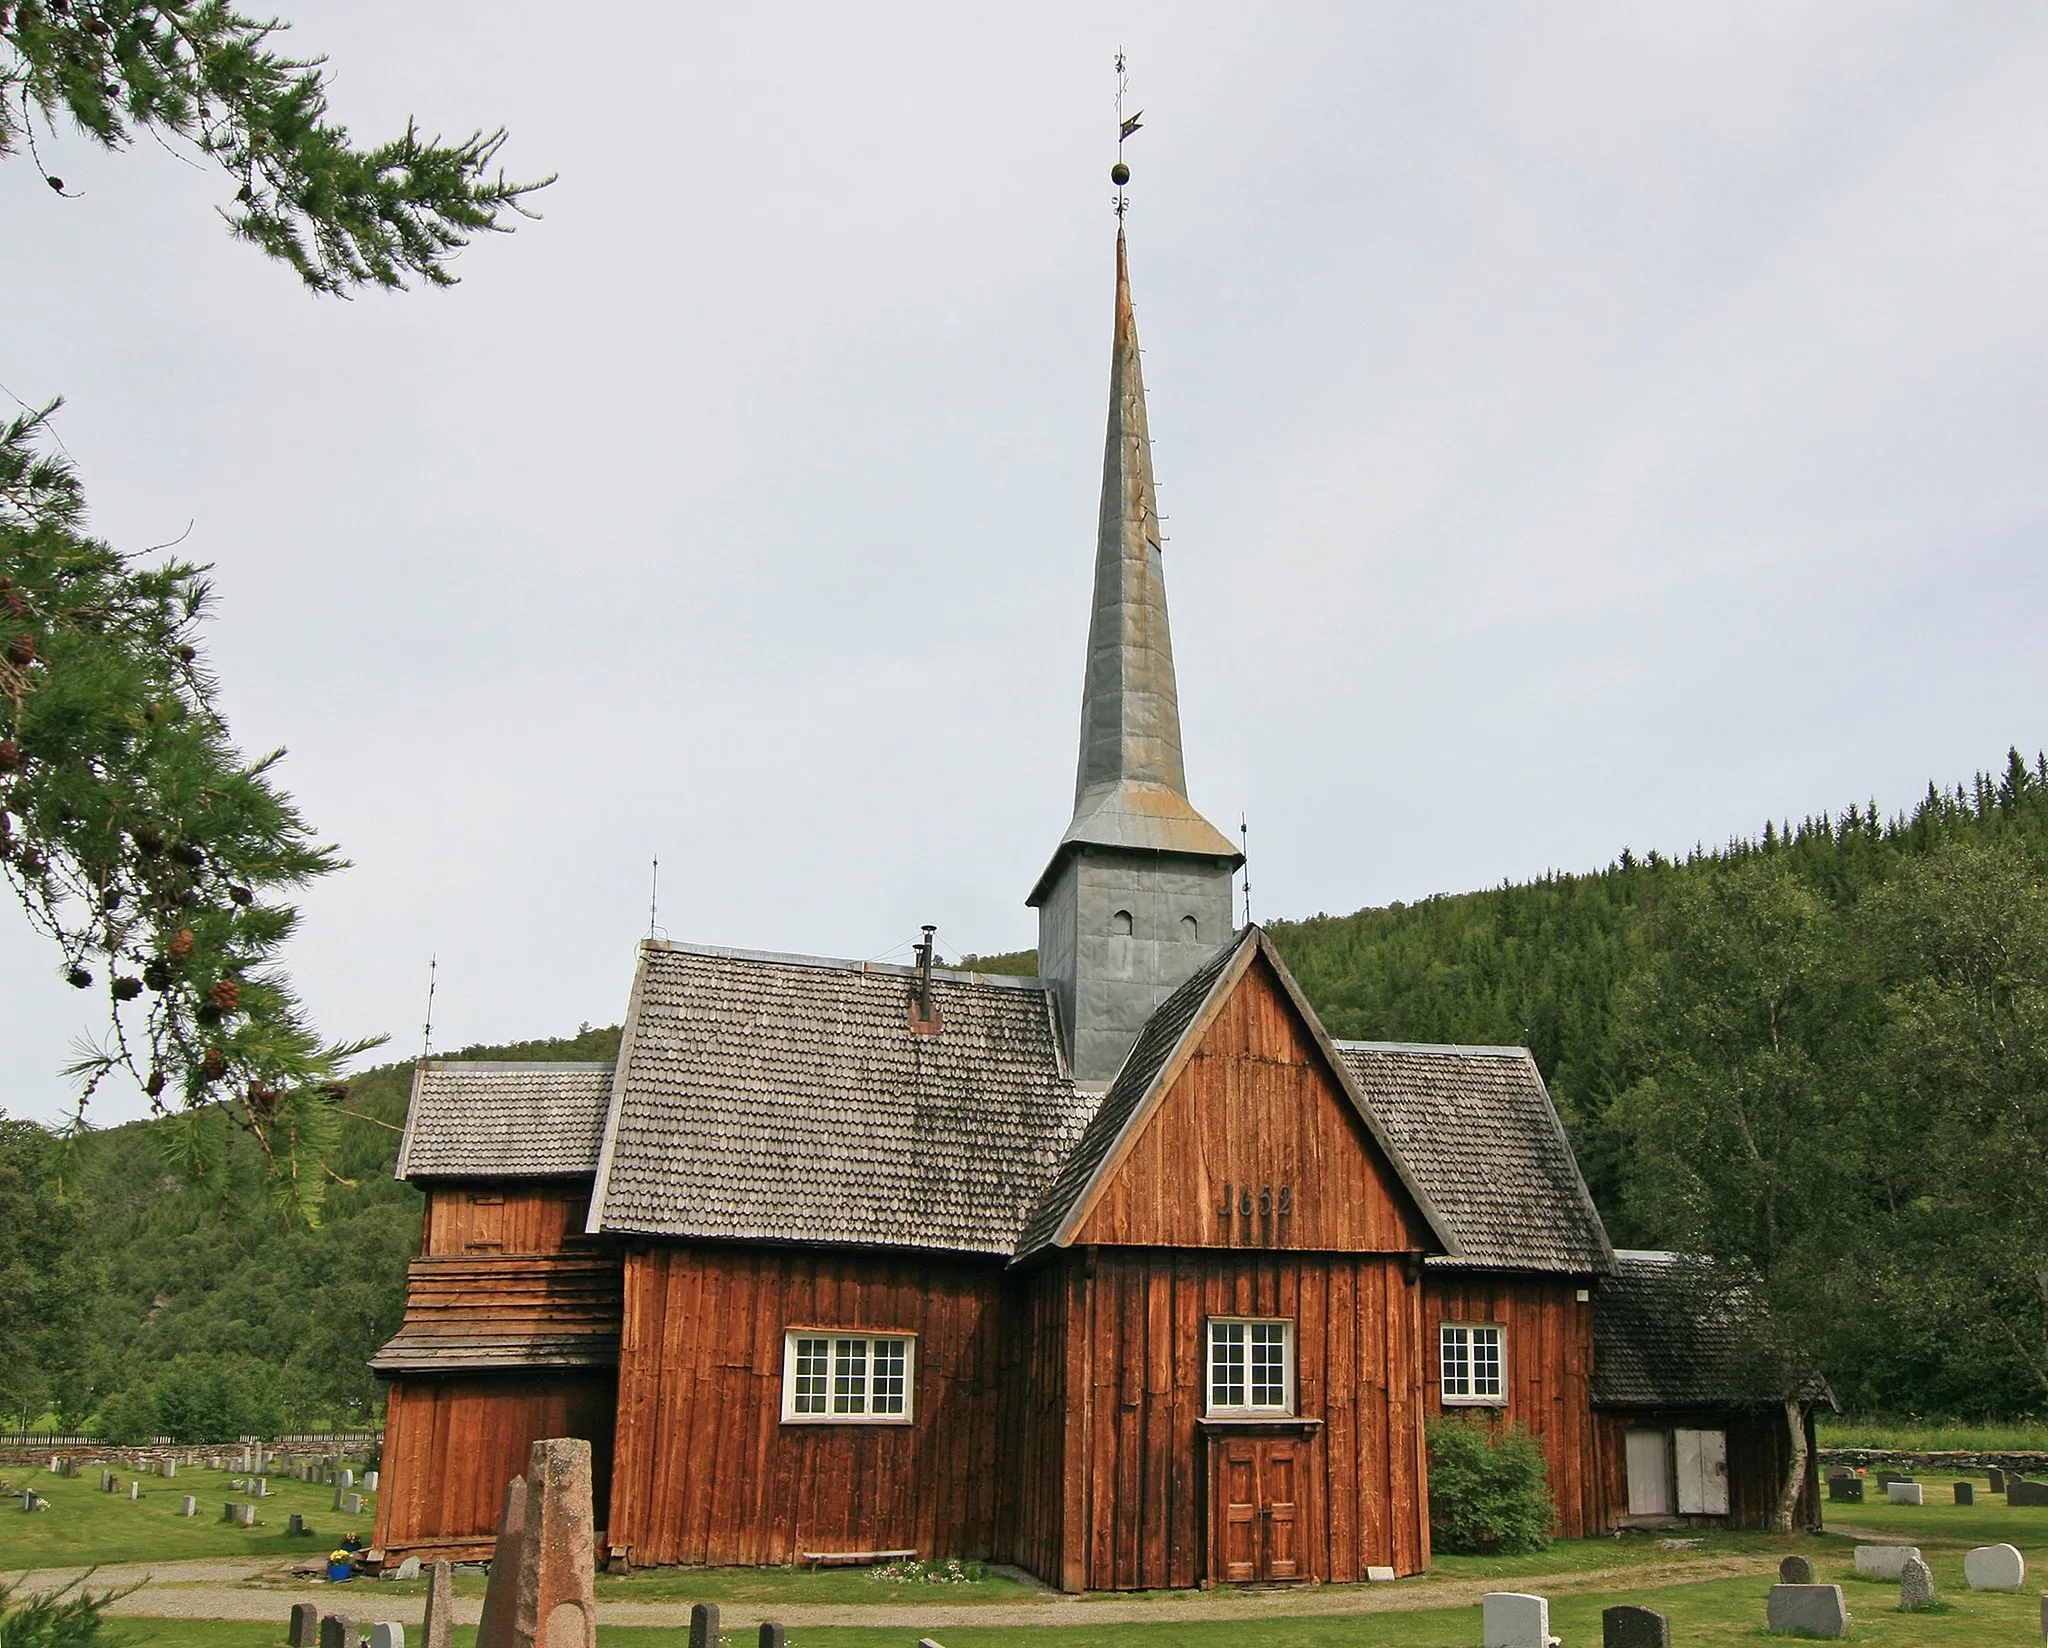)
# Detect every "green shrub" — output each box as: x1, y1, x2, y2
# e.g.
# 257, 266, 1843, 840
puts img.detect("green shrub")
92, 1387, 159, 1447
1426, 1413, 1554, 1555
